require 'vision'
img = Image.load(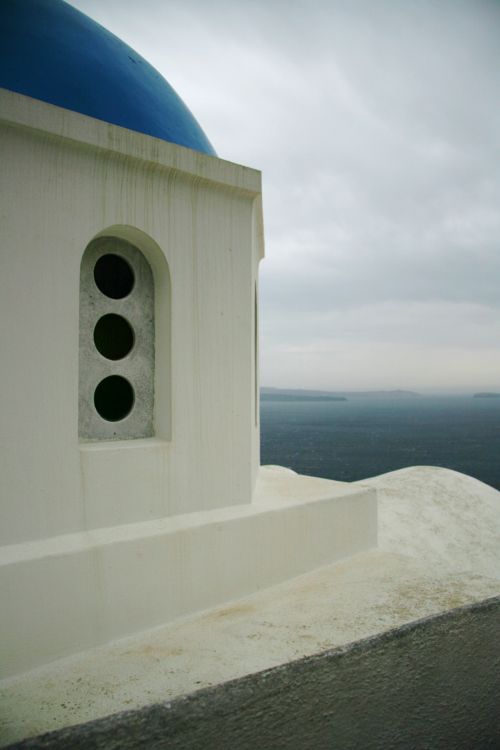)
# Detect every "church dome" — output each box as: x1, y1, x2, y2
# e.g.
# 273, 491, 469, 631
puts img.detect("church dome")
0, 0, 216, 155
